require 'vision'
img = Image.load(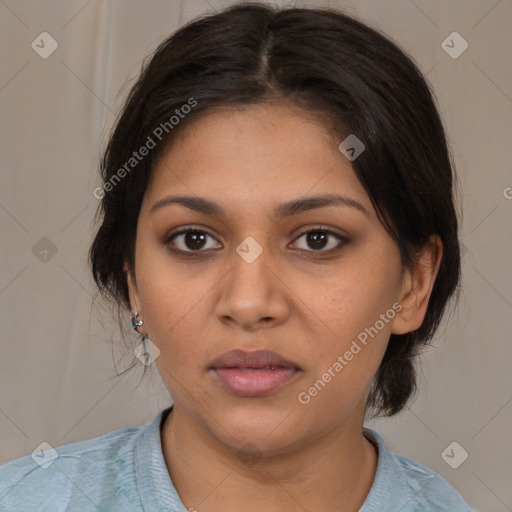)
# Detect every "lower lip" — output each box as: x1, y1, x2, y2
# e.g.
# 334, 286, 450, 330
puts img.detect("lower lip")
212, 367, 299, 397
